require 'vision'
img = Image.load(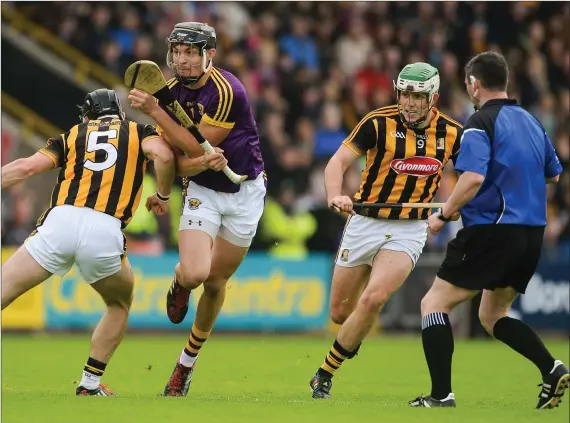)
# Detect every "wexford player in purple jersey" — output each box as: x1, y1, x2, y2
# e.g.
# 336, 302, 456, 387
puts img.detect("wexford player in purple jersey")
128, 22, 266, 396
